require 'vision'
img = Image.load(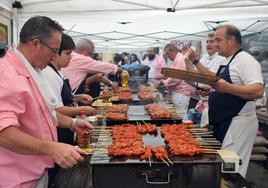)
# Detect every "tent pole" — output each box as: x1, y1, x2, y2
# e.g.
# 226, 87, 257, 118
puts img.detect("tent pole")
12, 7, 18, 45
